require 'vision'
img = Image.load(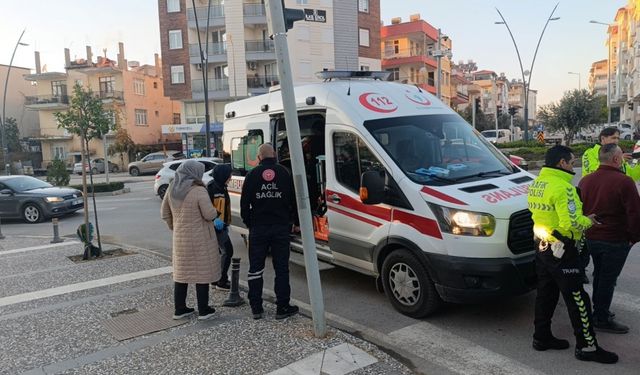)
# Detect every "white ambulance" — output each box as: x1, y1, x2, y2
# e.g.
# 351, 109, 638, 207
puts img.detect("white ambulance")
222, 71, 536, 318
